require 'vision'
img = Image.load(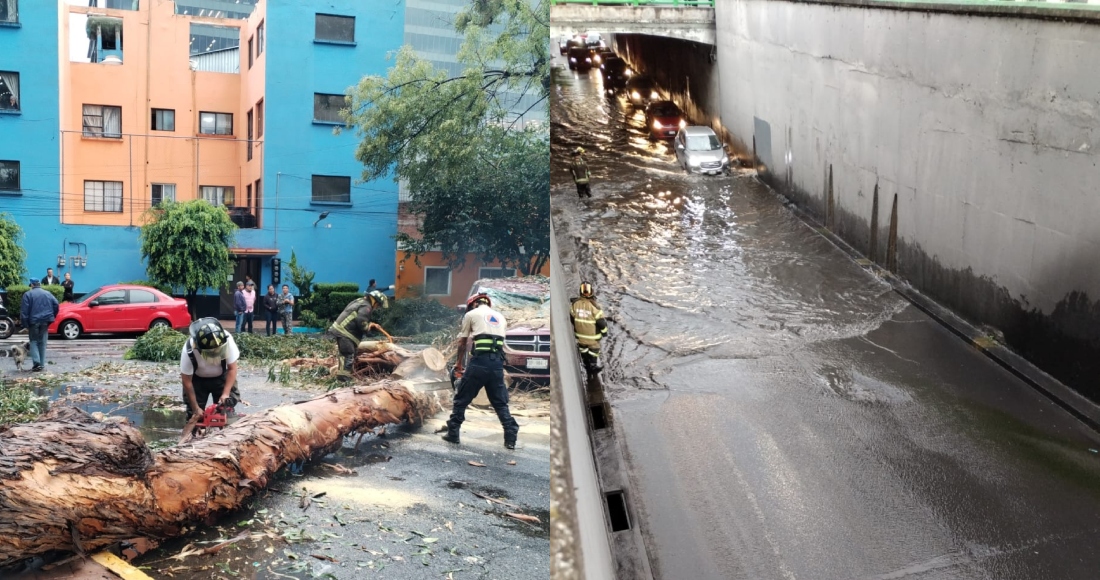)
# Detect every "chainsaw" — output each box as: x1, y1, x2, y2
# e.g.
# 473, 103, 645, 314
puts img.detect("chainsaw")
180, 401, 233, 443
